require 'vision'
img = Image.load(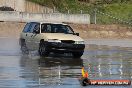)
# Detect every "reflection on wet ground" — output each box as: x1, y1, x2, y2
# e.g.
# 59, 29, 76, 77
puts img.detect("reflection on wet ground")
0, 38, 131, 88
83, 45, 132, 80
